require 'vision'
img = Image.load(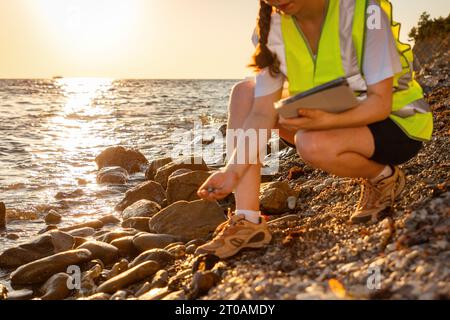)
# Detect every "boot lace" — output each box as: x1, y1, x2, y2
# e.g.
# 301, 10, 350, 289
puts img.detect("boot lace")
356, 179, 381, 209
216, 209, 245, 237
